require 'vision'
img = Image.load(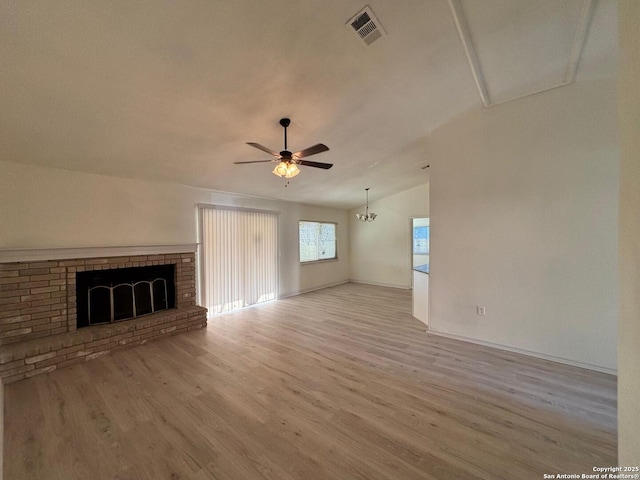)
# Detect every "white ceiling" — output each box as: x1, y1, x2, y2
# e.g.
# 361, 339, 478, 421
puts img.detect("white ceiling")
0, 0, 617, 209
